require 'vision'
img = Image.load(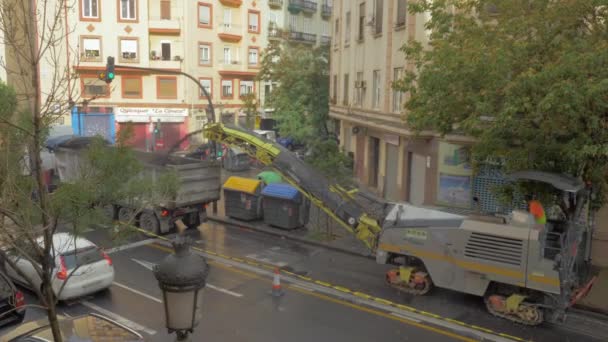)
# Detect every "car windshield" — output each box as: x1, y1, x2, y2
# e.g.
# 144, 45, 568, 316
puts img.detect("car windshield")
61, 246, 104, 269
